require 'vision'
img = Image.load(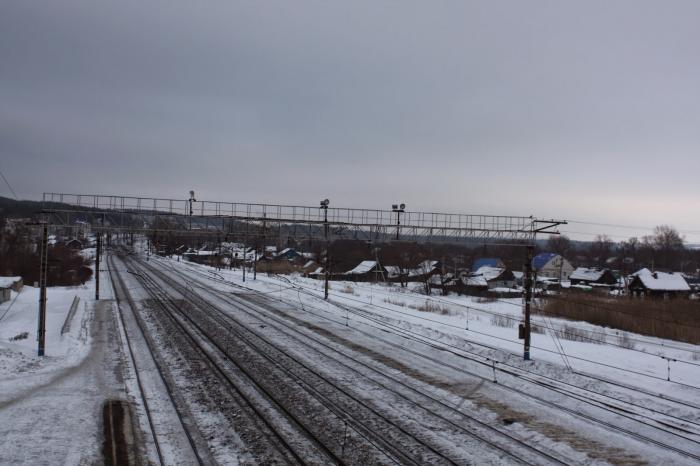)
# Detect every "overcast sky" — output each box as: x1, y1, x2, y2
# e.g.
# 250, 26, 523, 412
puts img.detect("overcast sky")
1, 1, 699, 241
